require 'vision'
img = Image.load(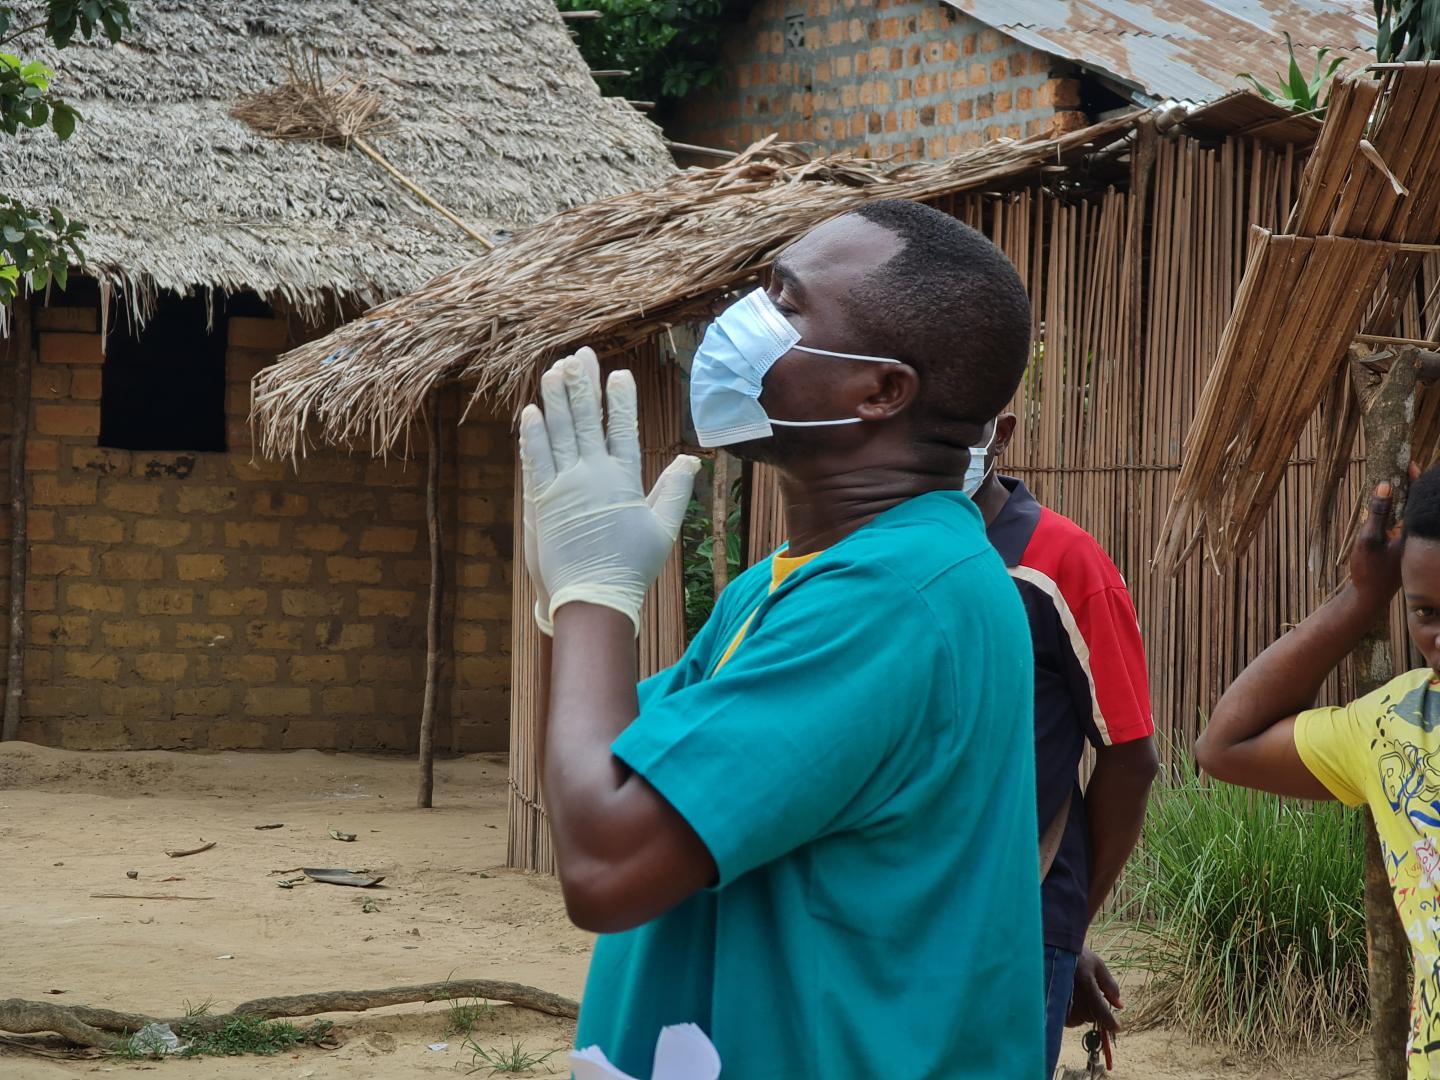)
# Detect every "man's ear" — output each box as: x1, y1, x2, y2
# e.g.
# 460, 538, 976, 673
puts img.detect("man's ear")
855, 363, 920, 421
993, 411, 1018, 456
